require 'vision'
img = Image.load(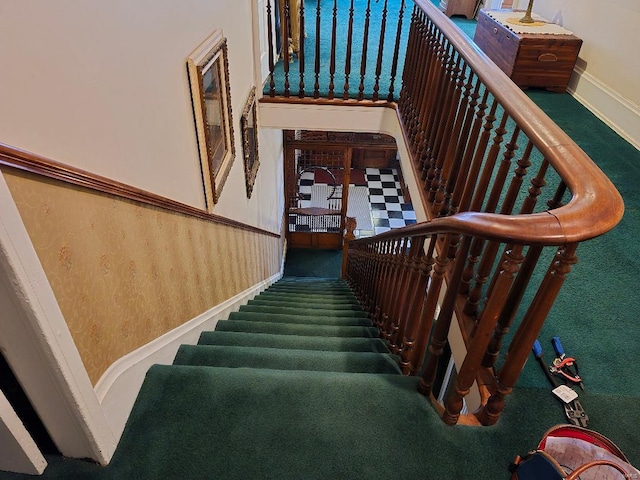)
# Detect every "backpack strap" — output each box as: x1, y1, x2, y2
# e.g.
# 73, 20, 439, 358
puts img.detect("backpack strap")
565, 460, 633, 480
